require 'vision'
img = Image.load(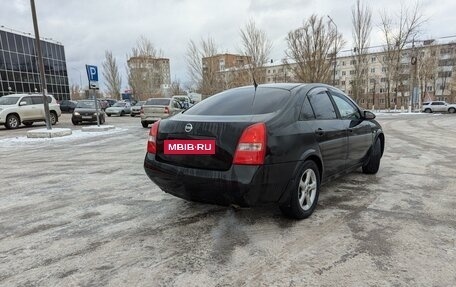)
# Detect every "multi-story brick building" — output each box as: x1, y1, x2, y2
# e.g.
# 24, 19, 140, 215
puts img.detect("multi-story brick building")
127, 56, 170, 100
